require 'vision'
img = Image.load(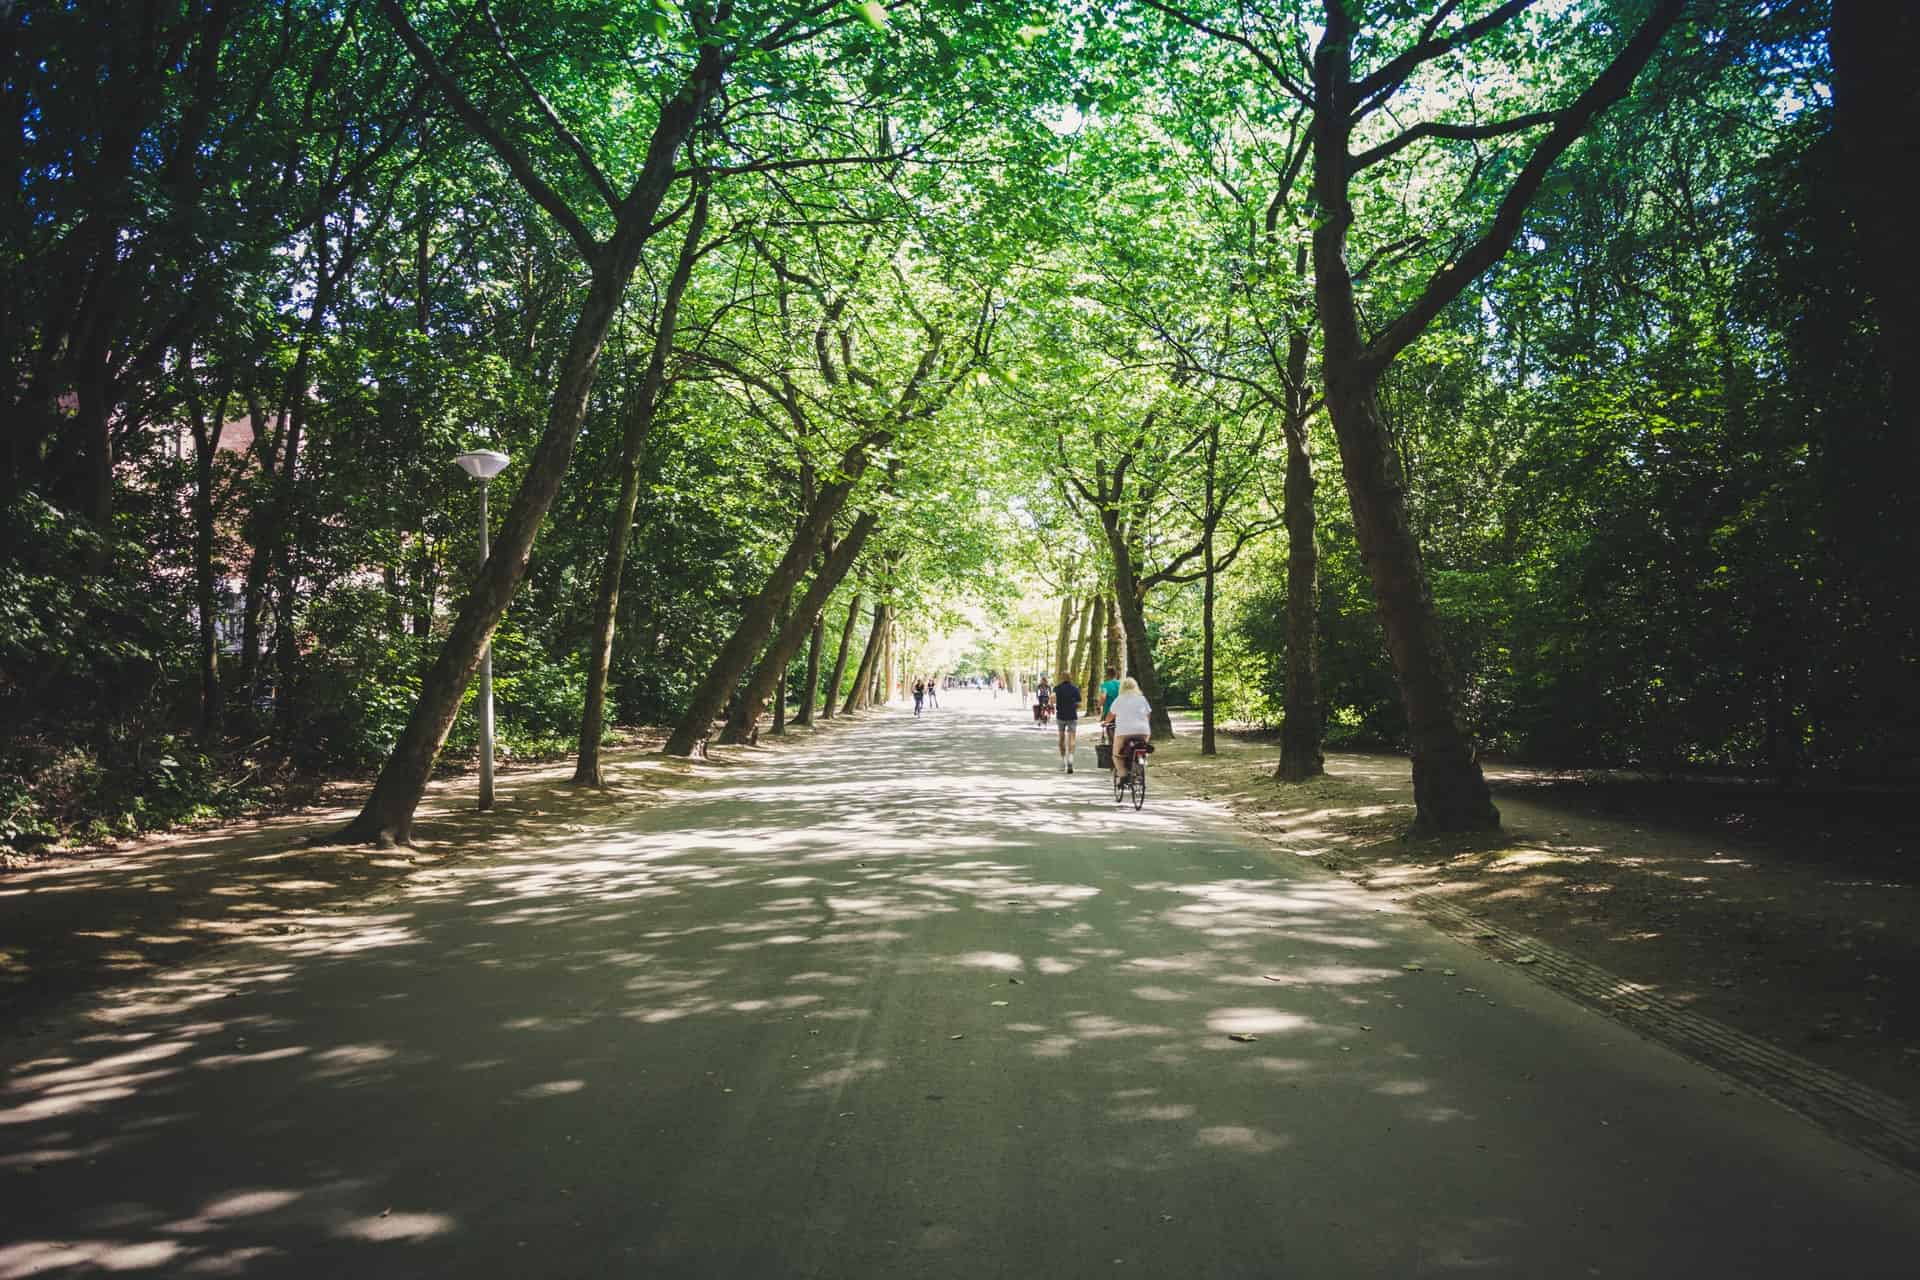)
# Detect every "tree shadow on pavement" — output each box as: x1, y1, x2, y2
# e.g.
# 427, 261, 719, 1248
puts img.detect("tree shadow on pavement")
4, 700, 1918, 1277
